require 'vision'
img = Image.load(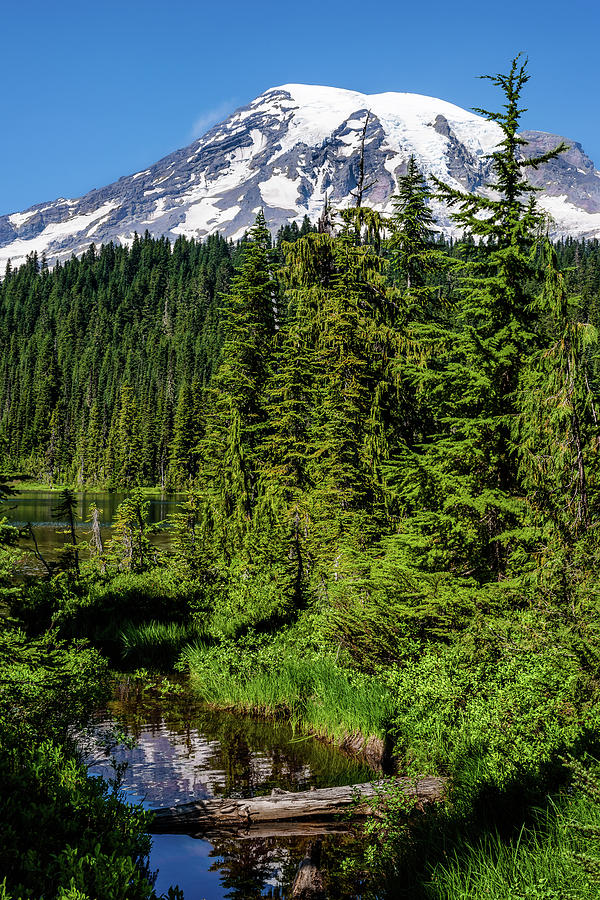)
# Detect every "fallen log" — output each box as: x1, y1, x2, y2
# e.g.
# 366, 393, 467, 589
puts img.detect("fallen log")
151, 777, 447, 834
